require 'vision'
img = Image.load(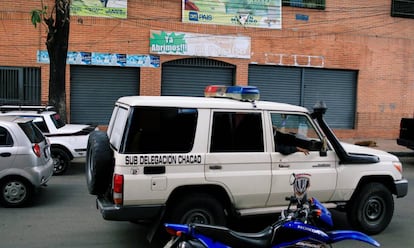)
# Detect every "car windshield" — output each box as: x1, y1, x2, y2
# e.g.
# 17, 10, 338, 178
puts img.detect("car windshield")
50, 113, 66, 129
18, 121, 45, 143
